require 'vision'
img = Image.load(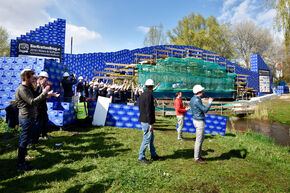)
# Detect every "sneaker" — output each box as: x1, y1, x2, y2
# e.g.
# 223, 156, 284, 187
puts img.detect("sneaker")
42, 135, 51, 140
194, 158, 207, 164
25, 154, 35, 160
151, 155, 165, 161
17, 162, 33, 172
138, 158, 152, 164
